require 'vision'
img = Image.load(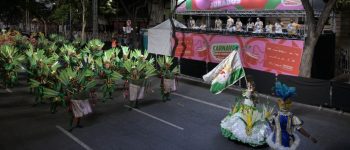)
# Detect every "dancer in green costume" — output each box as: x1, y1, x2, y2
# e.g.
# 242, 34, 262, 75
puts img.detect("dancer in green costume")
156, 56, 179, 102
0, 45, 25, 88
123, 49, 157, 108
